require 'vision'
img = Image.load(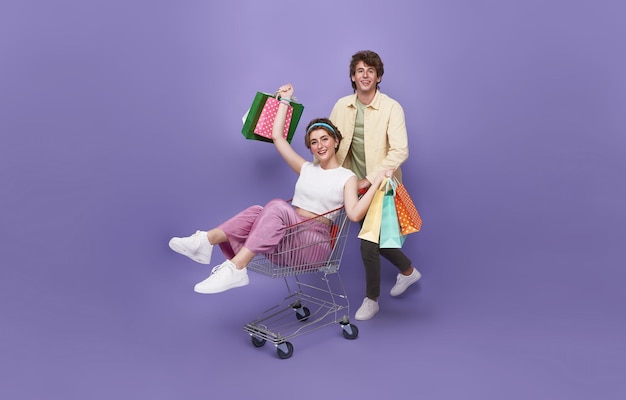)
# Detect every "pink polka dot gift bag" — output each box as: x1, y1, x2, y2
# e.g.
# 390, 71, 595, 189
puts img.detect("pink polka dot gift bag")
241, 92, 304, 143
